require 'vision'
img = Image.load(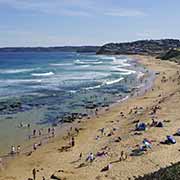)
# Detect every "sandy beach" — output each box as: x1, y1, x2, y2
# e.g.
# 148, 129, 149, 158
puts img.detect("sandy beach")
0, 55, 180, 180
